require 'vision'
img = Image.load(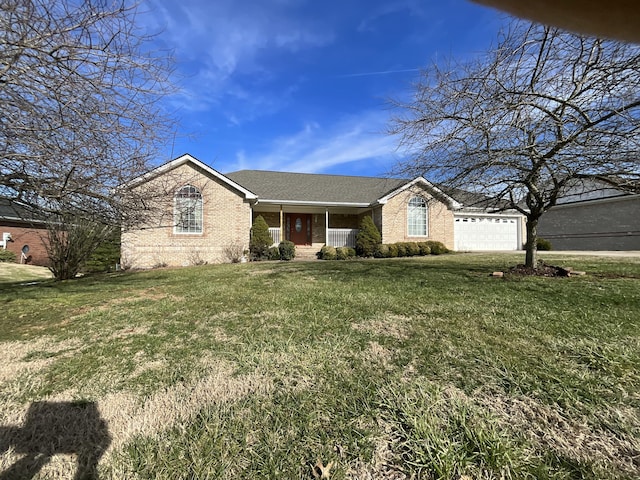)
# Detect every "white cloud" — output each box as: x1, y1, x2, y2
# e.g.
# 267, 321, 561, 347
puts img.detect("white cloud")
224, 110, 398, 174
144, 0, 334, 116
